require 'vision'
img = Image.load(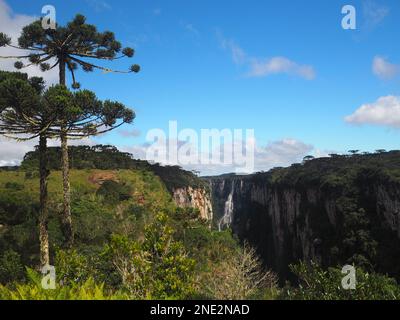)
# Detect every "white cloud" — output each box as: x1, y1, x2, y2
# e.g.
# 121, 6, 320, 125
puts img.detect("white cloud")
0, 136, 37, 166
118, 129, 141, 138
217, 32, 315, 80
255, 139, 313, 167
219, 37, 246, 65
0, 133, 318, 175
372, 56, 399, 80
120, 137, 314, 176
345, 95, 400, 128
313, 148, 337, 158
0, 0, 58, 84
248, 56, 316, 80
